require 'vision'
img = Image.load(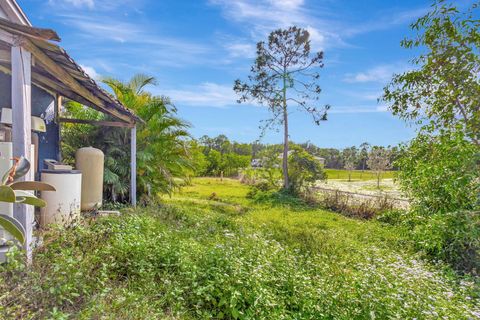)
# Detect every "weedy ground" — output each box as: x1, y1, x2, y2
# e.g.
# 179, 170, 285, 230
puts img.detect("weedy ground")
0, 178, 478, 319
